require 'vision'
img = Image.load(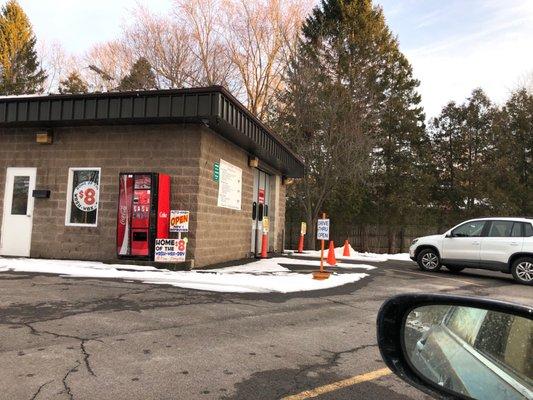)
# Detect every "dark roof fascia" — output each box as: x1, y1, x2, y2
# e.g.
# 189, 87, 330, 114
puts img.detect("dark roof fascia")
0, 86, 304, 177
